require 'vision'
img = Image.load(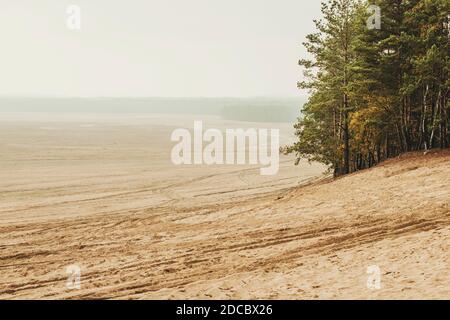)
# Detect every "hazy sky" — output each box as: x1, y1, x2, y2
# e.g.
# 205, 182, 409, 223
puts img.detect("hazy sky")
0, 0, 322, 97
